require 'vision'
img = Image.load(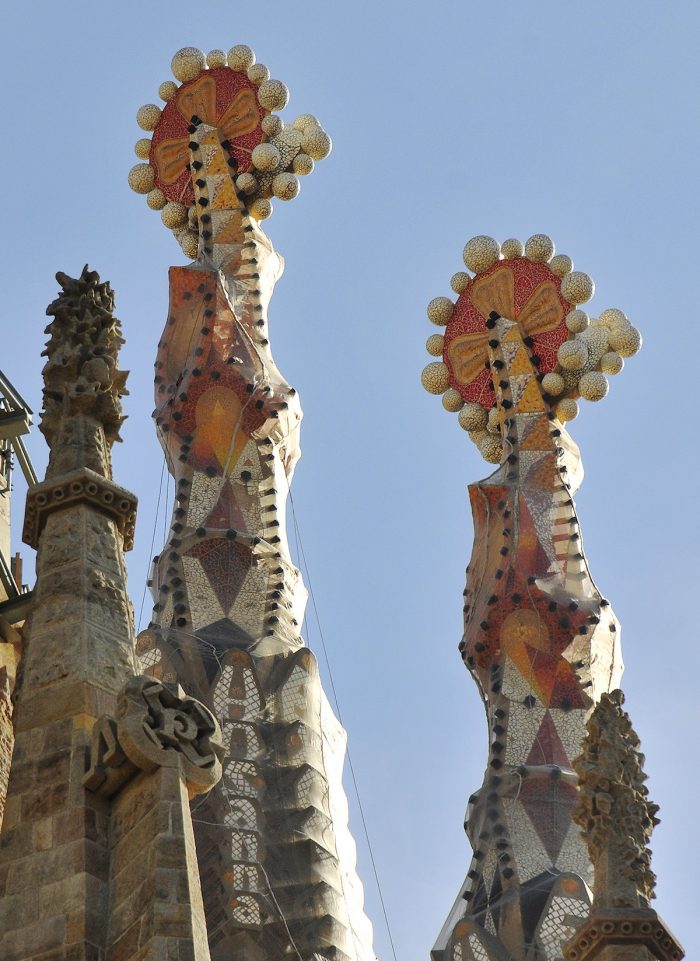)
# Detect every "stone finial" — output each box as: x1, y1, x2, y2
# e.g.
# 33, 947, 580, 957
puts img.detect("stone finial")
41, 265, 128, 447
573, 689, 658, 910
